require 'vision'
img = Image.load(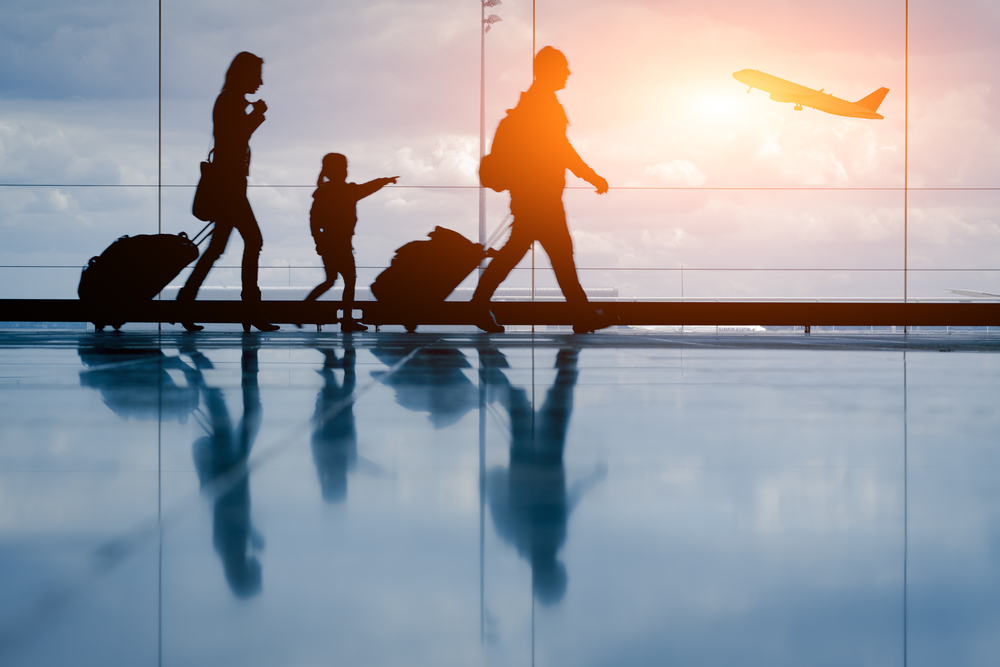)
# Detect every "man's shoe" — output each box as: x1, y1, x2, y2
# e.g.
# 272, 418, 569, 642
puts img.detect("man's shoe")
475, 308, 504, 334
573, 308, 619, 334
341, 319, 368, 332
181, 322, 205, 333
